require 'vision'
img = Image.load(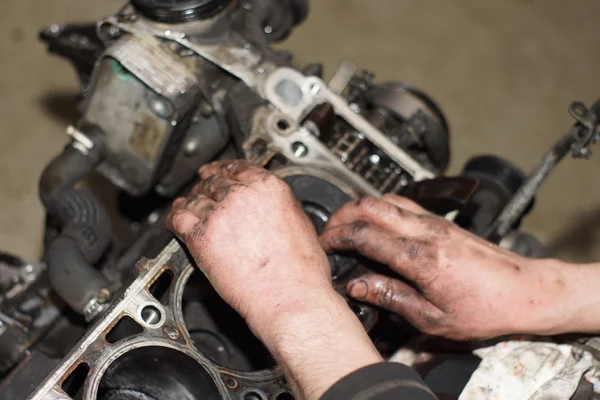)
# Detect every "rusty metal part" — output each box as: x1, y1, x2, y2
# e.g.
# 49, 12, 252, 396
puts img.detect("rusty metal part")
0, 259, 60, 377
